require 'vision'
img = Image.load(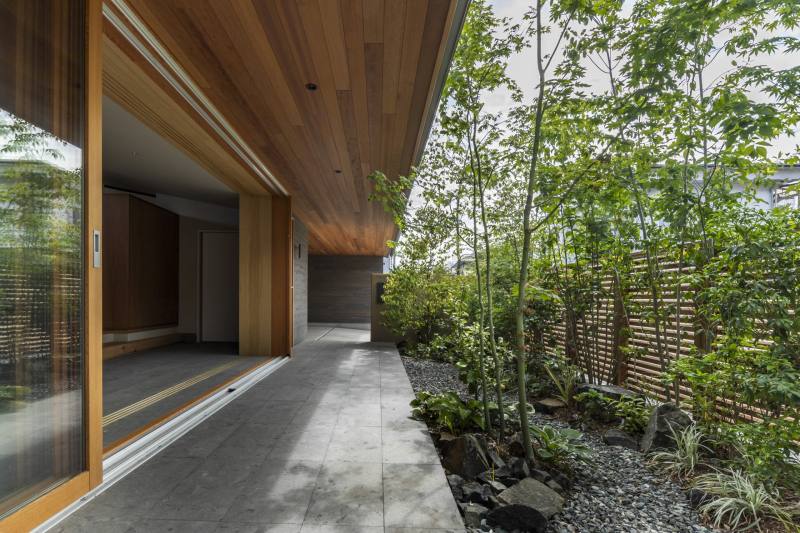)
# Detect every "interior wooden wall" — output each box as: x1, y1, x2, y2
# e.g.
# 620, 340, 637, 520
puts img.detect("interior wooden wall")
102, 193, 179, 331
